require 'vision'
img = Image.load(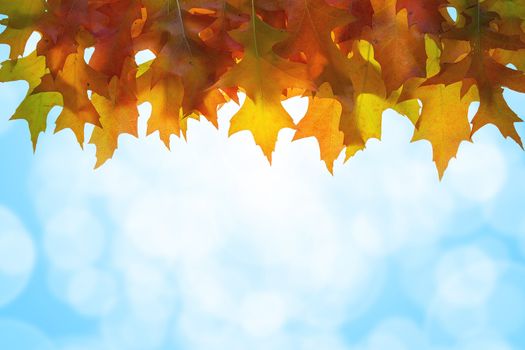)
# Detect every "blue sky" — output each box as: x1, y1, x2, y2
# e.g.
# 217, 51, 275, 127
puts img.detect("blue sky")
1, 41, 525, 349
